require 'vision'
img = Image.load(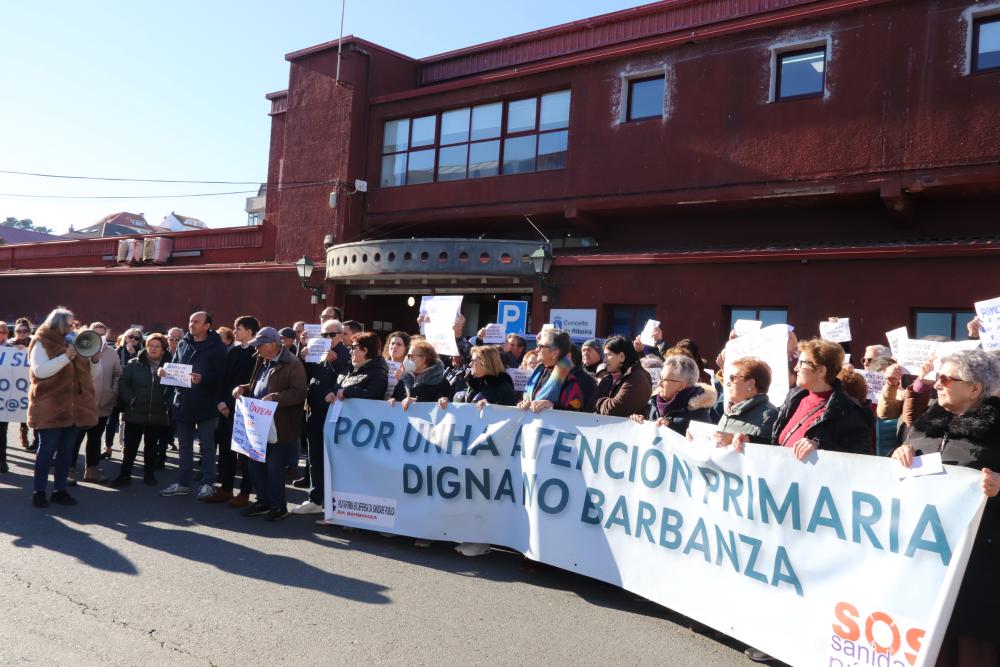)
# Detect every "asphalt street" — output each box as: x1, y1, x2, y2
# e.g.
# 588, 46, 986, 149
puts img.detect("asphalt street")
0, 426, 756, 666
